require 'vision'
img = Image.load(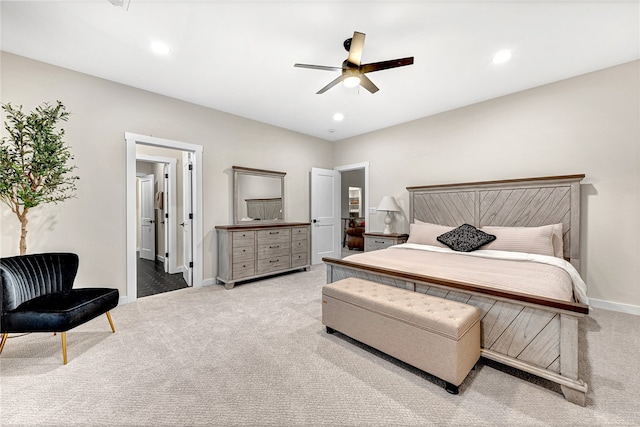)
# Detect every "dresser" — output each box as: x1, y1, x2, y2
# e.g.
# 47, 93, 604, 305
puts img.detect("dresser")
215, 222, 311, 289
363, 232, 409, 252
